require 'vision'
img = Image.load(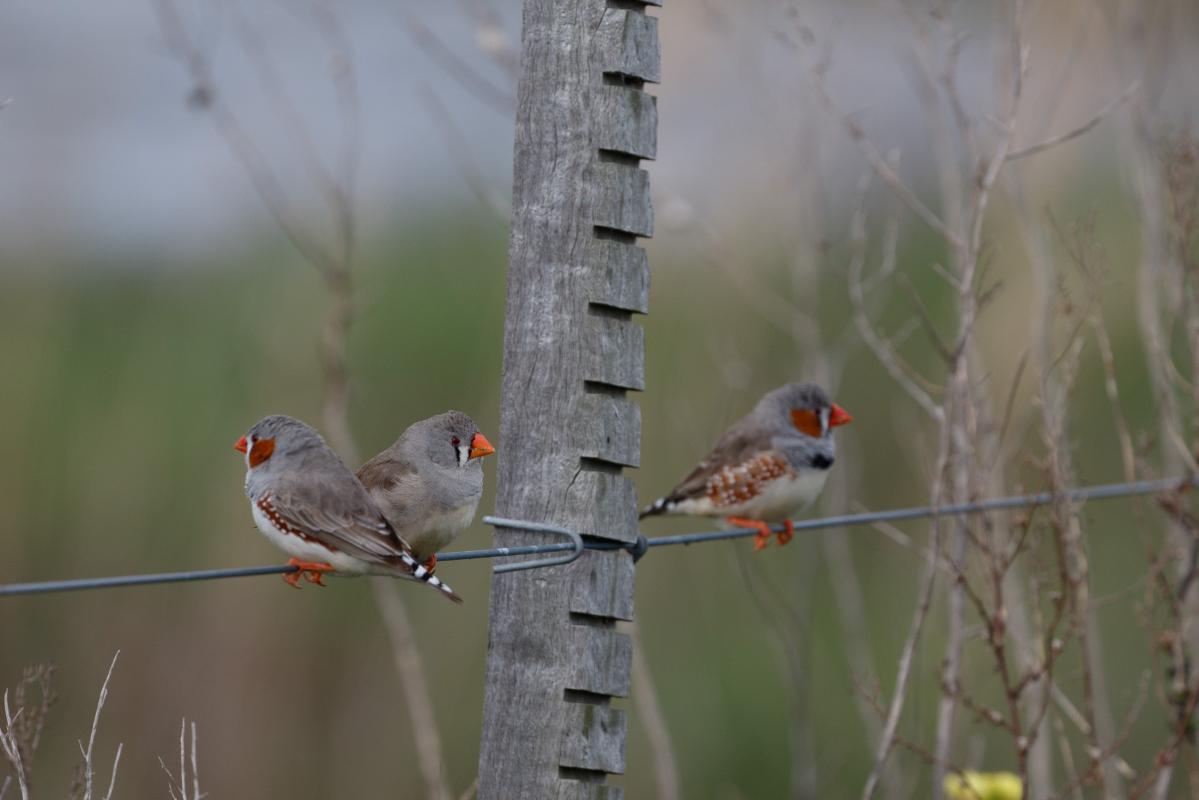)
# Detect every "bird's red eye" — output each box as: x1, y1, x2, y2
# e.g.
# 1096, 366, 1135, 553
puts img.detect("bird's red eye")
451, 436, 461, 447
